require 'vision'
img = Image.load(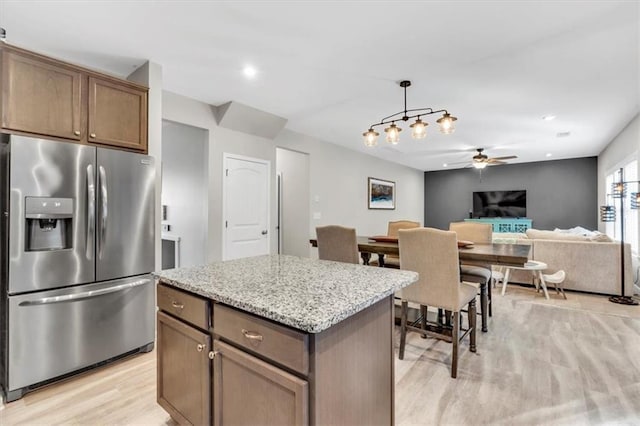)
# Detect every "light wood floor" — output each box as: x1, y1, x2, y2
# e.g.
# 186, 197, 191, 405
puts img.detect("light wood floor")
2, 285, 639, 425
